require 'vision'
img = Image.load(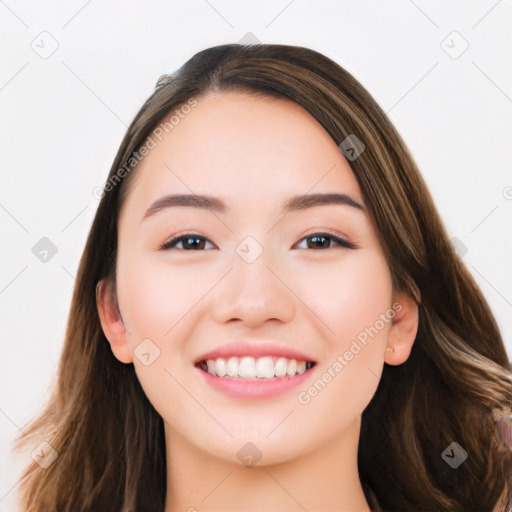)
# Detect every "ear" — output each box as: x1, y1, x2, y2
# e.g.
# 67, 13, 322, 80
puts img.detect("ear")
96, 278, 133, 364
384, 291, 419, 365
